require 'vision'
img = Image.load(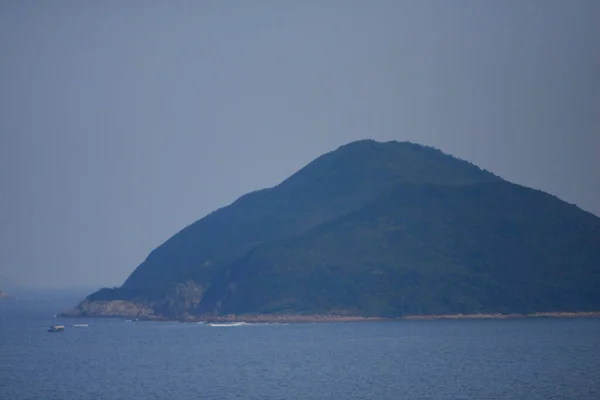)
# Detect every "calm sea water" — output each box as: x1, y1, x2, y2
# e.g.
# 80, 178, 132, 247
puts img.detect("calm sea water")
1, 291, 599, 400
